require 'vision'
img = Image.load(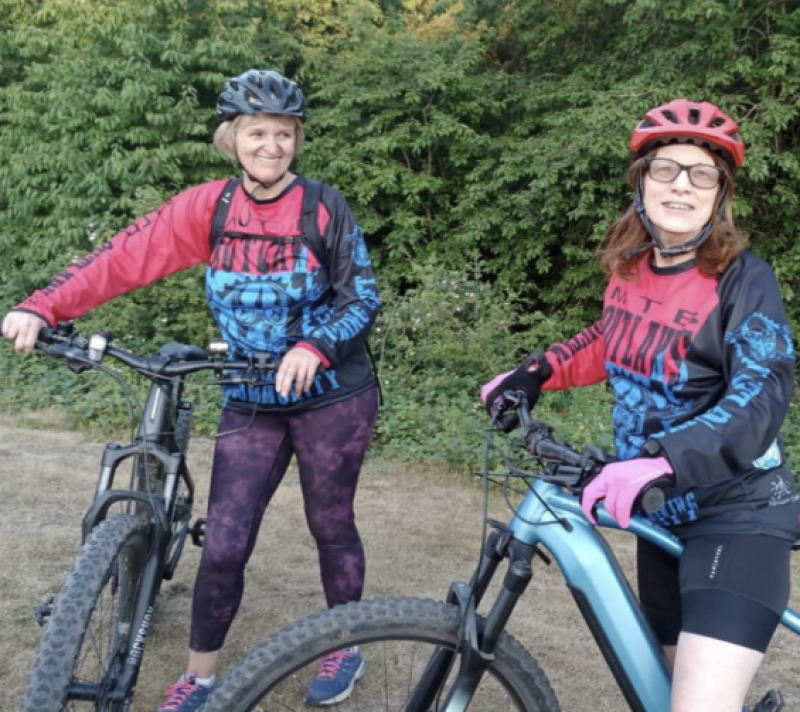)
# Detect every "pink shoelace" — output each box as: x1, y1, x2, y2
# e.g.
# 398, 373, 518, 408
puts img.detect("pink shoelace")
159, 677, 204, 711
316, 650, 352, 679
